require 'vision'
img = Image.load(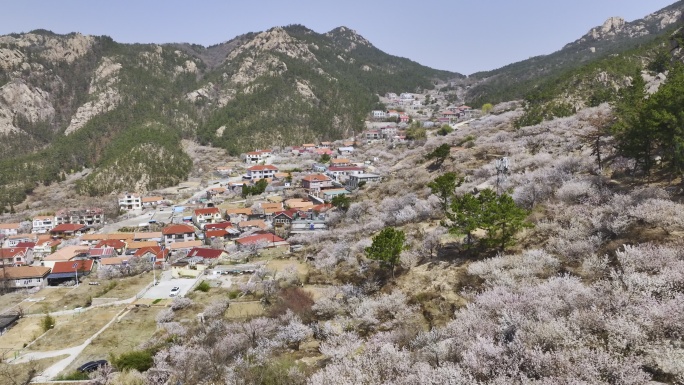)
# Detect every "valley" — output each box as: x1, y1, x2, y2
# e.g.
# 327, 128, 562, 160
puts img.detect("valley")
1, 2, 684, 384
